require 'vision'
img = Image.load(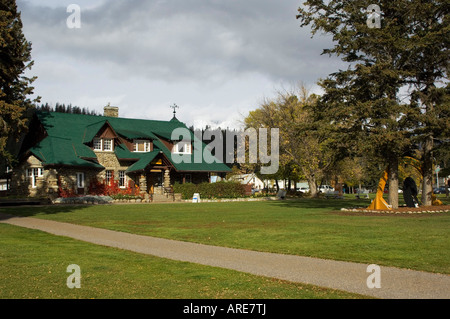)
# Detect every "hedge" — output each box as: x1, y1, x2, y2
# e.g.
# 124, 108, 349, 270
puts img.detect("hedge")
173, 181, 247, 199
